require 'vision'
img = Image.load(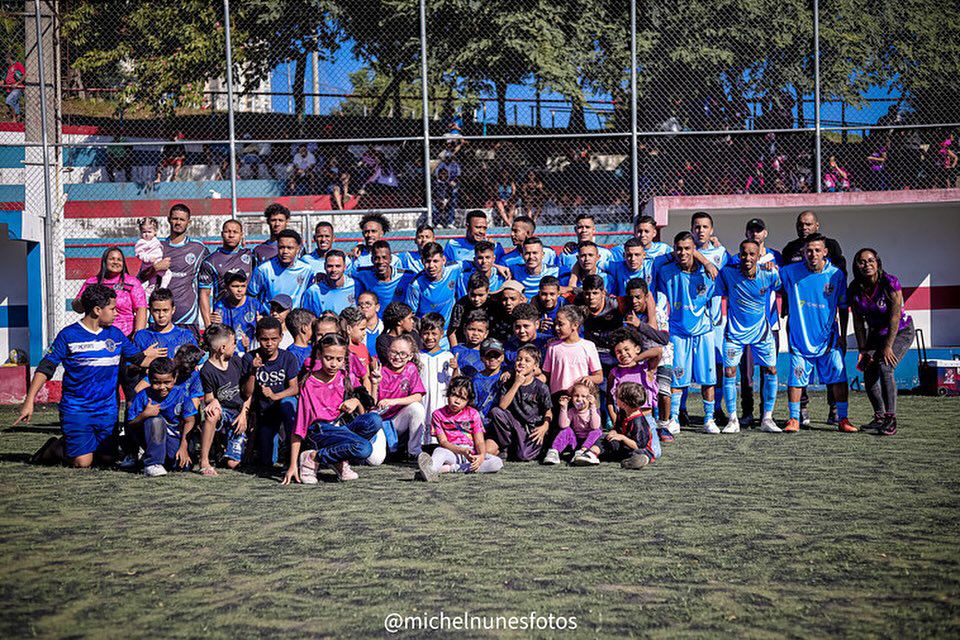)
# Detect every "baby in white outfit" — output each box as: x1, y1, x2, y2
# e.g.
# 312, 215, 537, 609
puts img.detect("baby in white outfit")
134, 217, 170, 296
